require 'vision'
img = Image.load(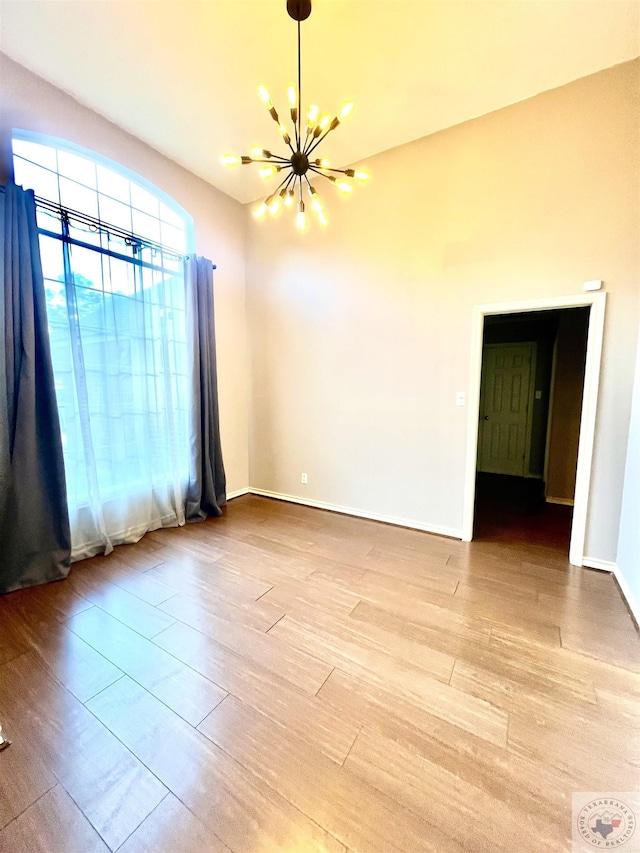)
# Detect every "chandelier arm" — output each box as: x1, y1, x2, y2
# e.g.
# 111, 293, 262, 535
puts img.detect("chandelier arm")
303, 123, 333, 156
271, 171, 295, 199
308, 166, 338, 182
281, 171, 297, 194
266, 111, 297, 155
285, 135, 297, 156
249, 158, 288, 165
302, 130, 317, 156
265, 153, 292, 163
305, 127, 335, 158
311, 165, 349, 175
284, 172, 296, 196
